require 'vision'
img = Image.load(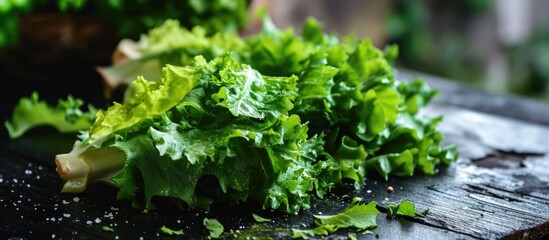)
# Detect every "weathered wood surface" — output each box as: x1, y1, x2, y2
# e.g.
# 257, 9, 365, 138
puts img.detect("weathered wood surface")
1, 73, 548, 239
